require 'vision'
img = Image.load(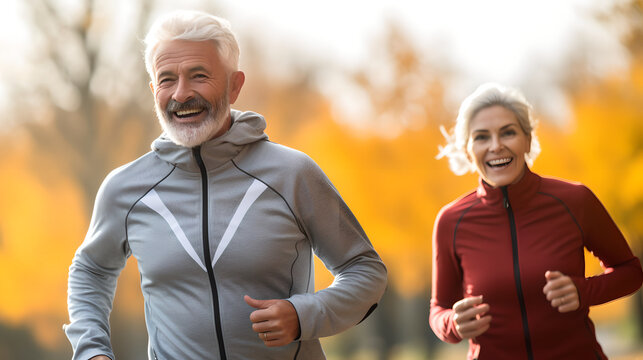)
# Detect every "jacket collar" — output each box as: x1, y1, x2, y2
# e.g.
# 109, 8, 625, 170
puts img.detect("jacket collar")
151, 110, 269, 172
476, 167, 541, 209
